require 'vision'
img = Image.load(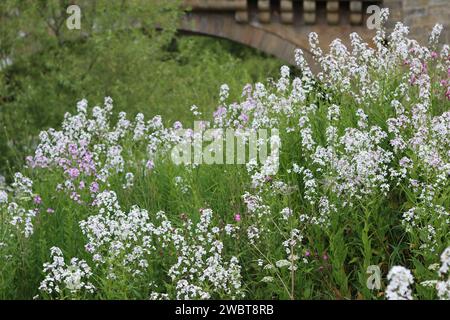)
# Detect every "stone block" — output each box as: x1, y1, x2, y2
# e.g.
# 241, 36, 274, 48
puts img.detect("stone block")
281, 12, 294, 24
235, 10, 248, 23
303, 1, 316, 12
349, 1, 363, 12
350, 12, 363, 25
326, 1, 339, 12
327, 12, 339, 25
304, 12, 316, 24
258, 11, 271, 23
258, 0, 270, 11
280, 0, 293, 11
